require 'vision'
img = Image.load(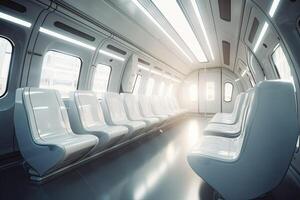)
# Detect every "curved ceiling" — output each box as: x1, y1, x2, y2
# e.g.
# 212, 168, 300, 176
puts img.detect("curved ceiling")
58, 0, 245, 75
